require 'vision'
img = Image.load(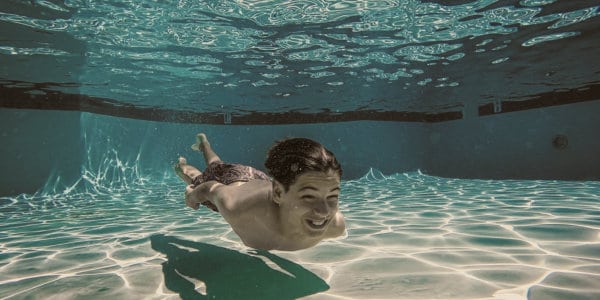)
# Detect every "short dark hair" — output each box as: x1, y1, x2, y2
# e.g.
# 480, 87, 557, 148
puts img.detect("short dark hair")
265, 137, 342, 191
